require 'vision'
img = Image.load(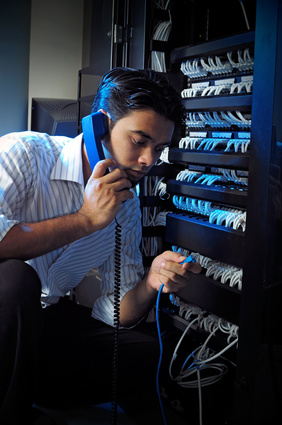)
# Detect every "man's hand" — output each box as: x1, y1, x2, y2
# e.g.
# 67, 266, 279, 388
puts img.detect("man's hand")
147, 250, 202, 294
78, 159, 133, 232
